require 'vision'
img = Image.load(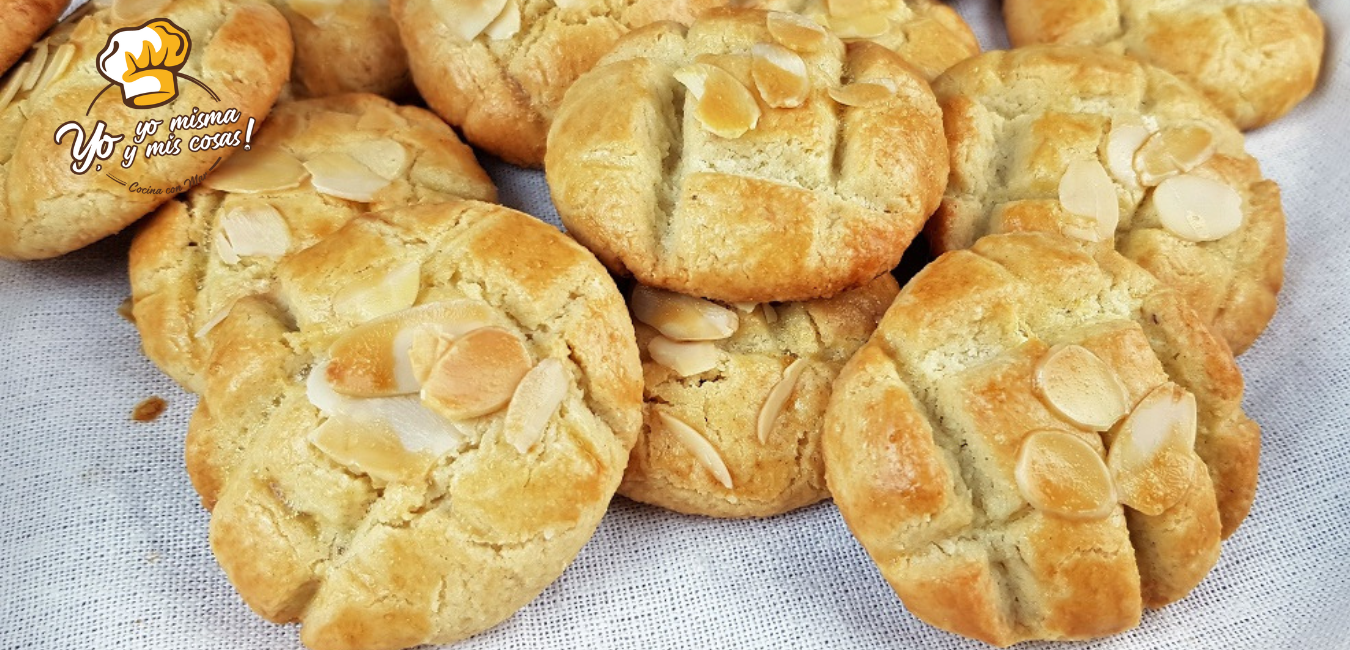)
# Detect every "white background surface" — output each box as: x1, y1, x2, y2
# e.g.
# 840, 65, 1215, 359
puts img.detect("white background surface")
2, 1, 1348, 648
